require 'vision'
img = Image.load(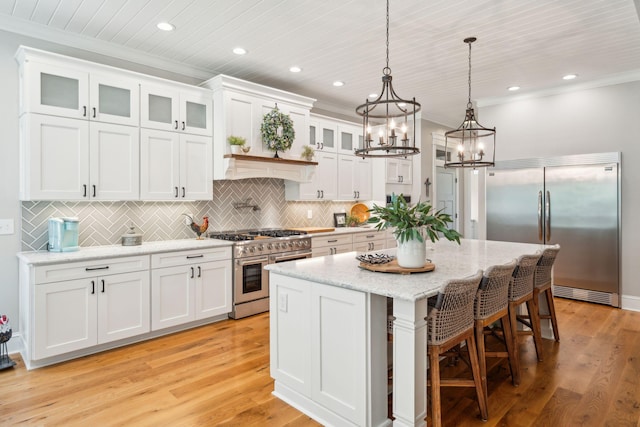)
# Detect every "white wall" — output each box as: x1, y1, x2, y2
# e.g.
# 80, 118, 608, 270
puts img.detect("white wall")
479, 81, 640, 306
